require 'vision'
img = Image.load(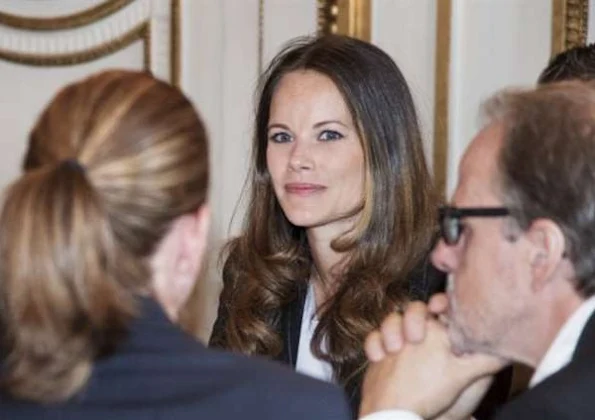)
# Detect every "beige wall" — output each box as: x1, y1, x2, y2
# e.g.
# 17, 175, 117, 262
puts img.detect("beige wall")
373, 0, 437, 164
179, 0, 555, 338
446, 0, 551, 195
0, 0, 556, 339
